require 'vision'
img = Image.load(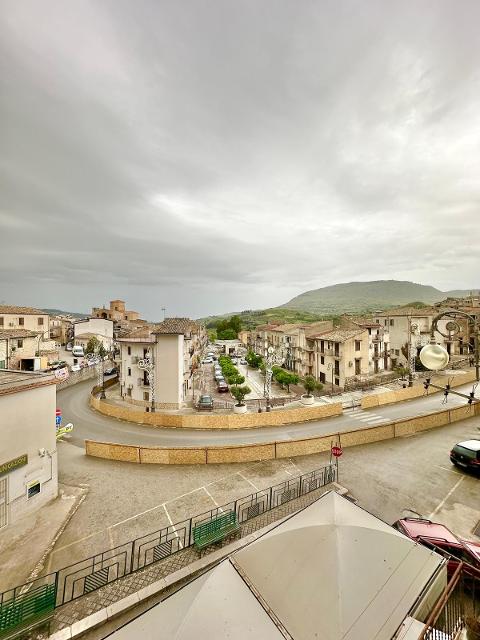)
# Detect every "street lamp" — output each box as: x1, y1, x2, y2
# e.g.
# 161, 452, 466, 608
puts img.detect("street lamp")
138, 350, 156, 413
419, 311, 479, 381
327, 362, 334, 397
263, 345, 286, 412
